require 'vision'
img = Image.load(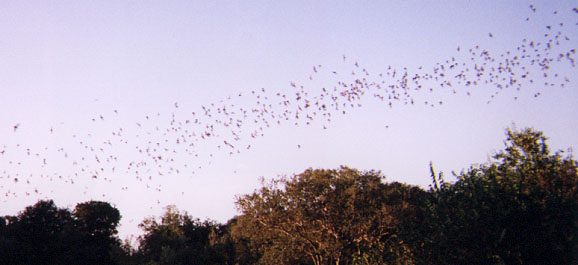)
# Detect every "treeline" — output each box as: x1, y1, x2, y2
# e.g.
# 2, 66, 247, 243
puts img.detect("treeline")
0, 200, 124, 264
1, 128, 577, 264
